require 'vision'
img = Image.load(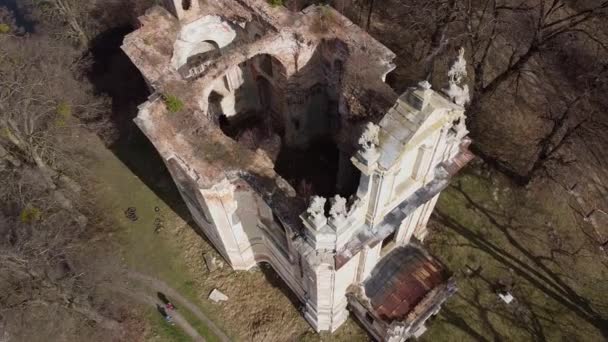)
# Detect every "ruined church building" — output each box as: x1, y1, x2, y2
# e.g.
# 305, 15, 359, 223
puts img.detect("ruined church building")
122, 0, 473, 340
